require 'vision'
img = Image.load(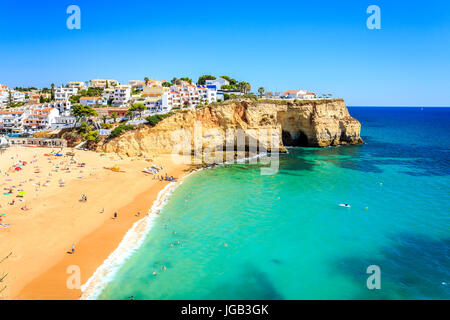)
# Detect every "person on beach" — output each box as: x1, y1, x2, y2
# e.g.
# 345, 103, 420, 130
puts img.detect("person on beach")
136, 211, 141, 217
113, 212, 118, 219
72, 244, 75, 254
101, 208, 105, 213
